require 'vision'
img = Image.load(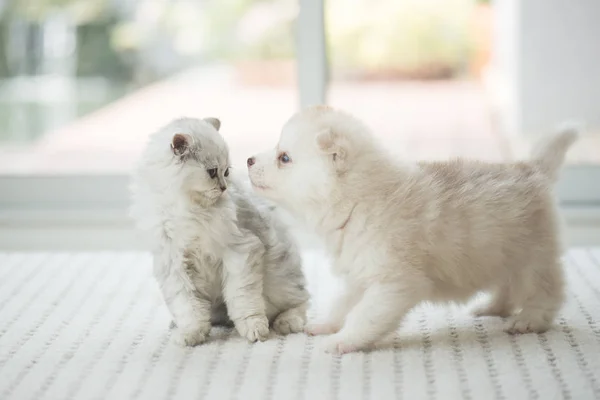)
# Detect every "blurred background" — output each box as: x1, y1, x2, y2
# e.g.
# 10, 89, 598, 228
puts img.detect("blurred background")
0, 0, 598, 248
